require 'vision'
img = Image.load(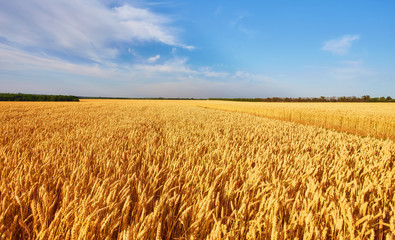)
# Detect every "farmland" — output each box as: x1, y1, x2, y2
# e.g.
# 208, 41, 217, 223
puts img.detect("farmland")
0, 100, 394, 239
193, 101, 395, 141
